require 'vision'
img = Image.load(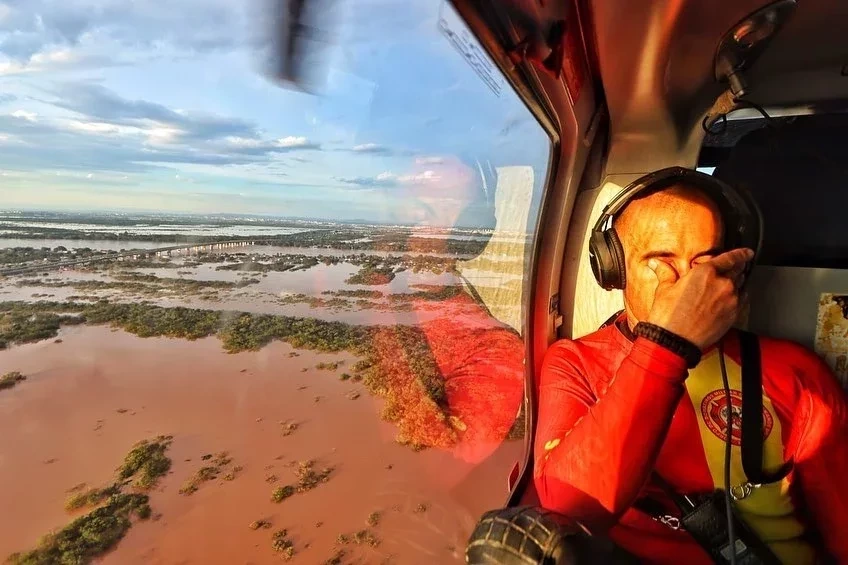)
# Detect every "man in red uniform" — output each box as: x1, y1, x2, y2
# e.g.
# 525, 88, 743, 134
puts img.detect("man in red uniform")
534, 180, 848, 564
